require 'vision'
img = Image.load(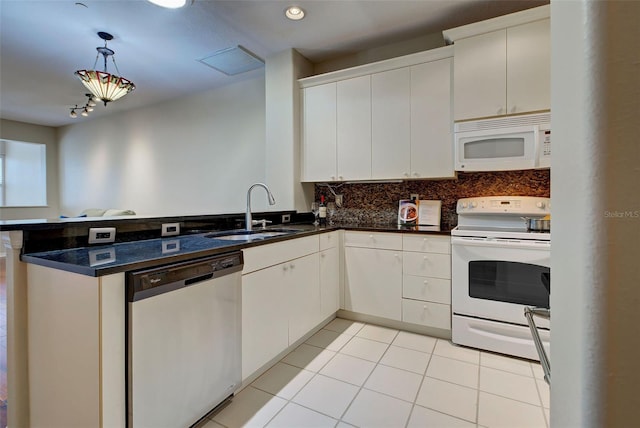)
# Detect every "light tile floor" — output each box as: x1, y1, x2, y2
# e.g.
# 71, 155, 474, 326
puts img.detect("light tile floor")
204, 318, 550, 428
